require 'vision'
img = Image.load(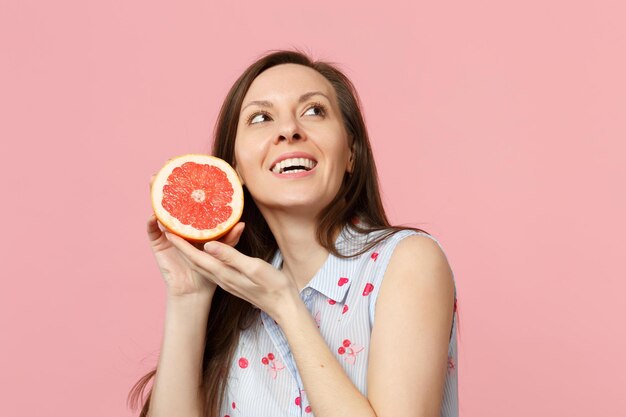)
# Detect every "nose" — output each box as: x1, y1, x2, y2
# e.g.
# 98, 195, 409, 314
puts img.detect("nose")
274, 117, 306, 144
